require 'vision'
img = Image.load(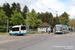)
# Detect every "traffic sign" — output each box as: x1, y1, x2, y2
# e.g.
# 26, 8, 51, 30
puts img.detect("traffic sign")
4, 26, 5, 29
